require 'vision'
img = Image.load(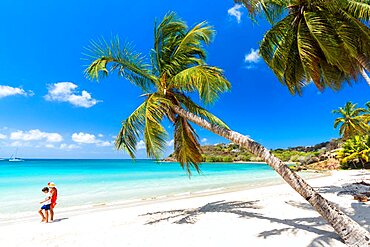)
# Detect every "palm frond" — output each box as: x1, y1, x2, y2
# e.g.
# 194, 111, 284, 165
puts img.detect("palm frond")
144, 94, 171, 159
282, 26, 306, 94
116, 101, 147, 158
171, 65, 231, 104
235, 0, 286, 24
84, 36, 157, 92
304, 12, 355, 75
297, 20, 323, 89
344, 0, 370, 21
153, 12, 188, 74
260, 15, 295, 80
334, 118, 344, 128
319, 60, 351, 90
173, 116, 203, 175
161, 21, 215, 78
172, 21, 214, 57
